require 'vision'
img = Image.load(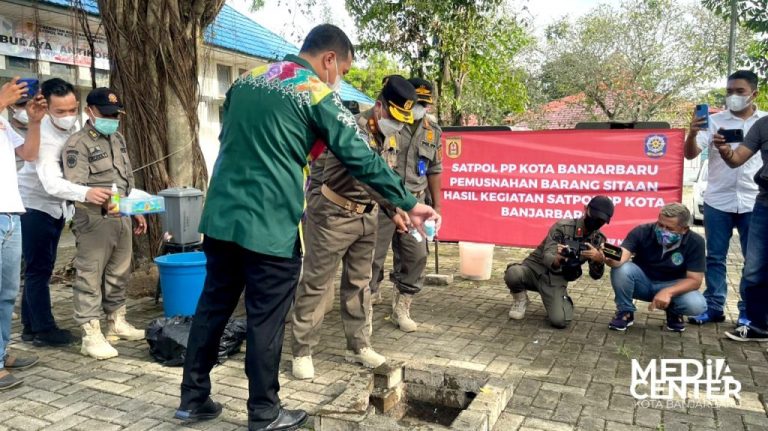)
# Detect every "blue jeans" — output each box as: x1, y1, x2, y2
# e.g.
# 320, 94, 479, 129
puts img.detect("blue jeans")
0, 214, 22, 369
610, 262, 707, 316
702, 203, 750, 314
743, 200, 768, 330
21, 209, 65, 333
